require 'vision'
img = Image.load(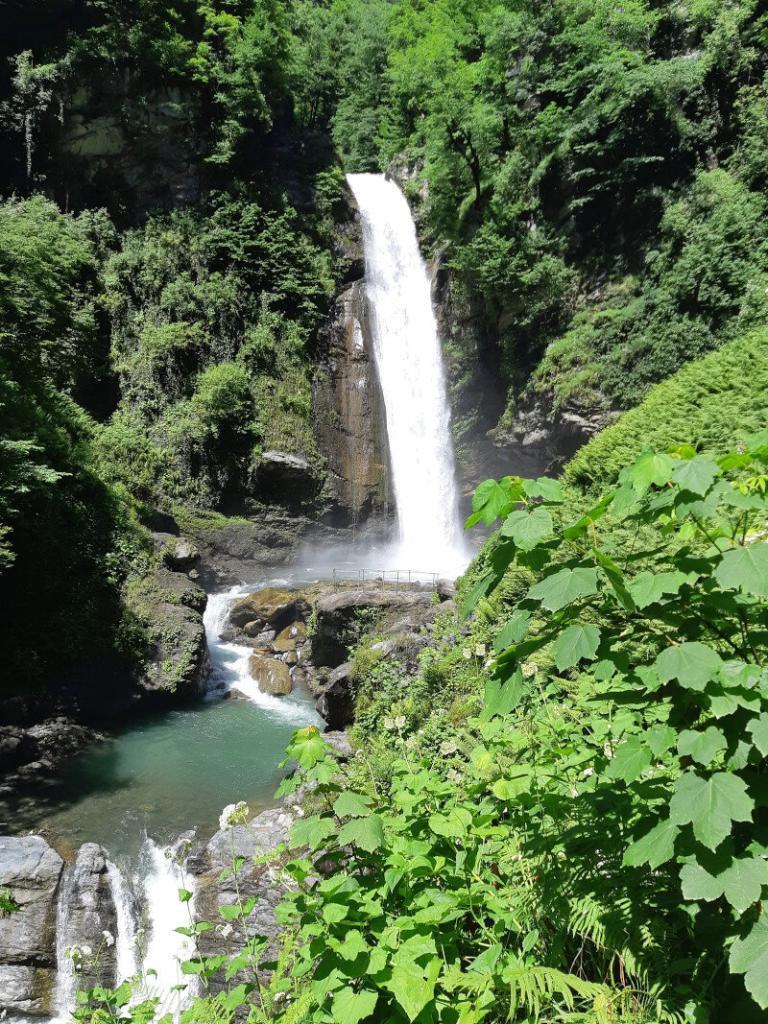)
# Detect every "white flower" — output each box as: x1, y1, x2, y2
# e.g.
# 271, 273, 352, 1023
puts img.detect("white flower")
102, 930, 115, 947
81, 945, 92, 957
474, 643, 487, 658
393, 715, 406, 730
439, 739, 459, 756
462, 648, 472, 660
522, 662, 538, 678
219, 801, 249, 831
447, 768, 463, 784
382, 716, 394, 731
